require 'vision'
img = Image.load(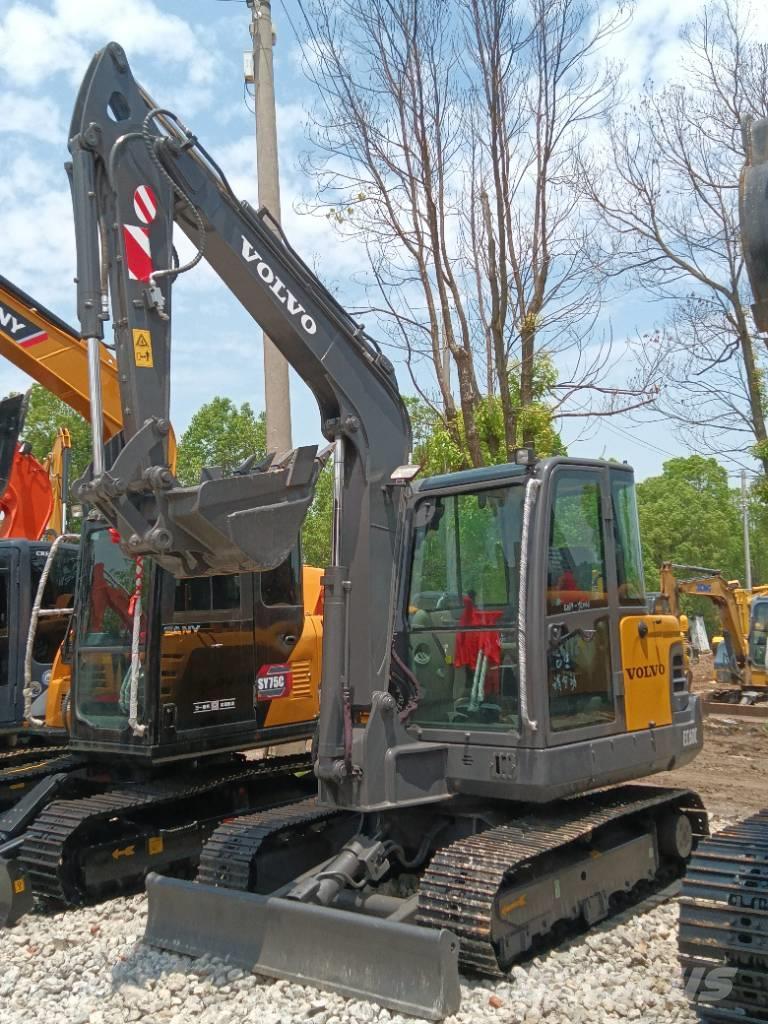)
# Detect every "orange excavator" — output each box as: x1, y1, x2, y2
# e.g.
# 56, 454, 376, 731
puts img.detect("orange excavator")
656, 561, 768, 697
